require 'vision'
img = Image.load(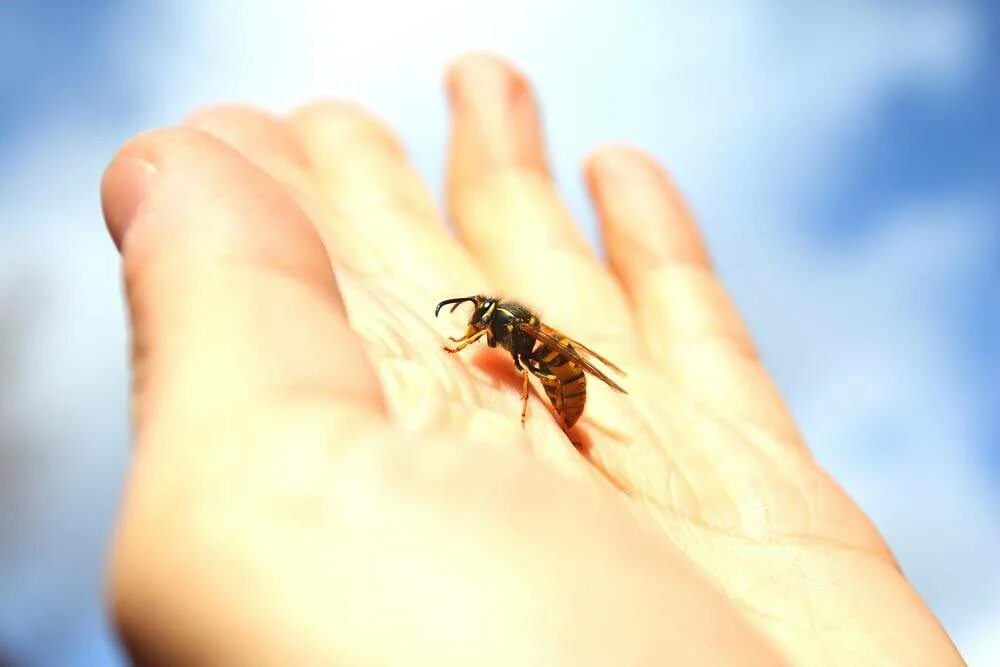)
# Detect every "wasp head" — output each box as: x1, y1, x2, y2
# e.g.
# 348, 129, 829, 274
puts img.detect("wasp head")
435, 294, 497, 325
434, 294, 501, 344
